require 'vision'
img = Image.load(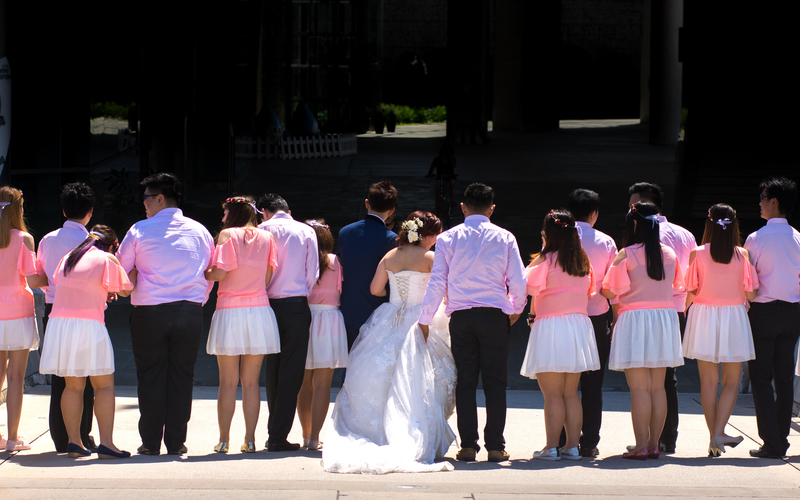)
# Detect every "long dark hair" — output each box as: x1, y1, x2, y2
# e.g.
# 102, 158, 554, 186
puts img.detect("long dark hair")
622, 202, 664, 281
702, 204, 741, 264
64, 225, 118, 276
534, 209, 591, 277
306, 219, 334, 279
221, 195, 259, 233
